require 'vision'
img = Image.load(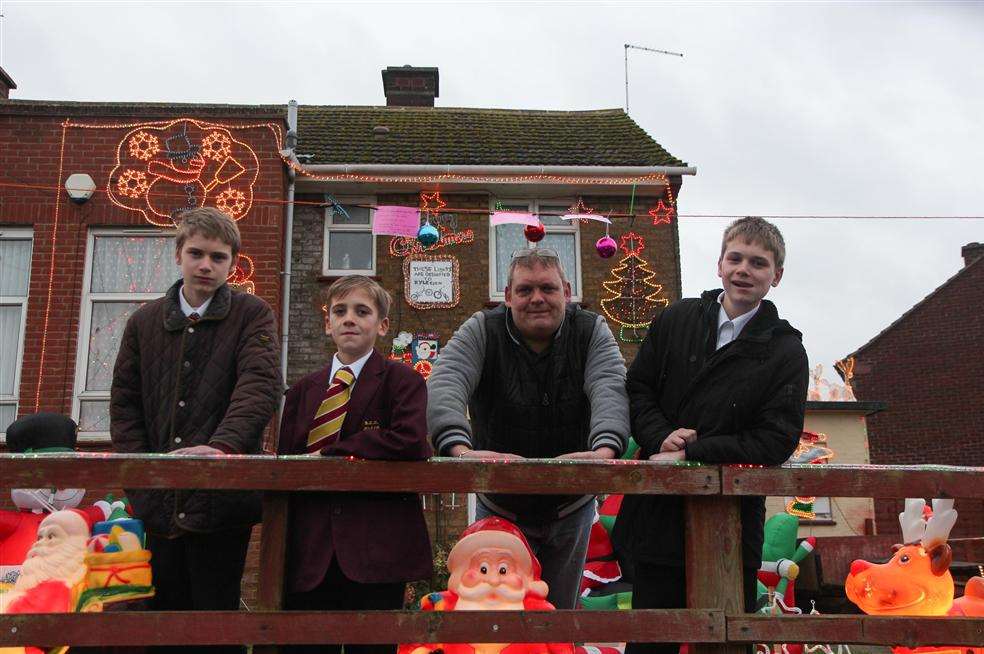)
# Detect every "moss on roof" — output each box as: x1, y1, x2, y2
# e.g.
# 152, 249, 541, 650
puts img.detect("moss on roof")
296, 106, 687, 167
